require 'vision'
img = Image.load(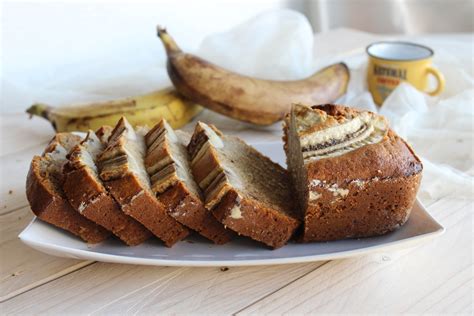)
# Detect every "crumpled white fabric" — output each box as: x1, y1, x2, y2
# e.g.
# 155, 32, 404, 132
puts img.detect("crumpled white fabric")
197, 9, 314, 80
197, 10, 474, 201
382, 86, 473, 200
